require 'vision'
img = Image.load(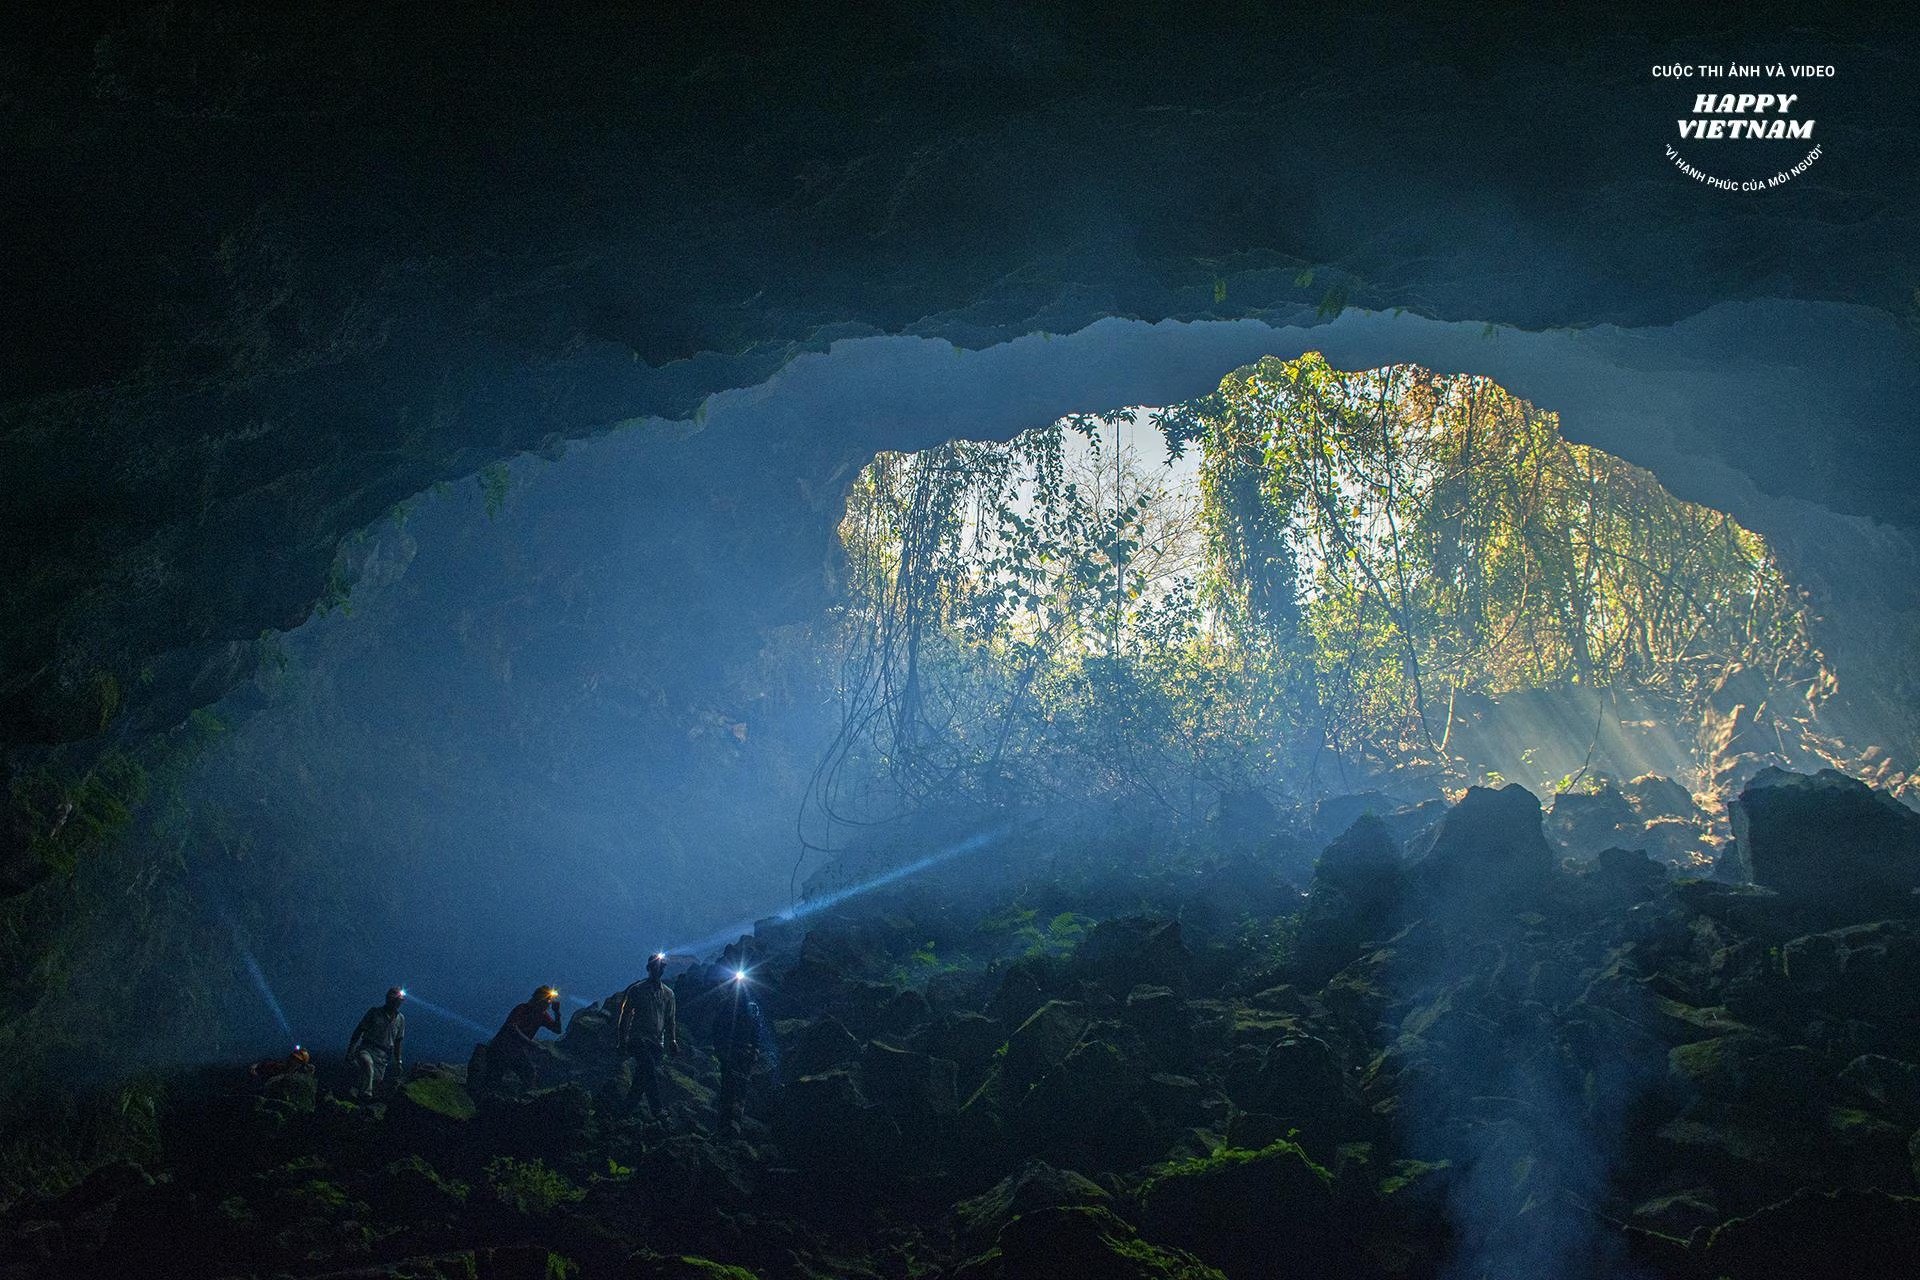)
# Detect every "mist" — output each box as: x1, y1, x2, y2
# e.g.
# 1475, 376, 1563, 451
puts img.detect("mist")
143, 302, 1916, 1068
